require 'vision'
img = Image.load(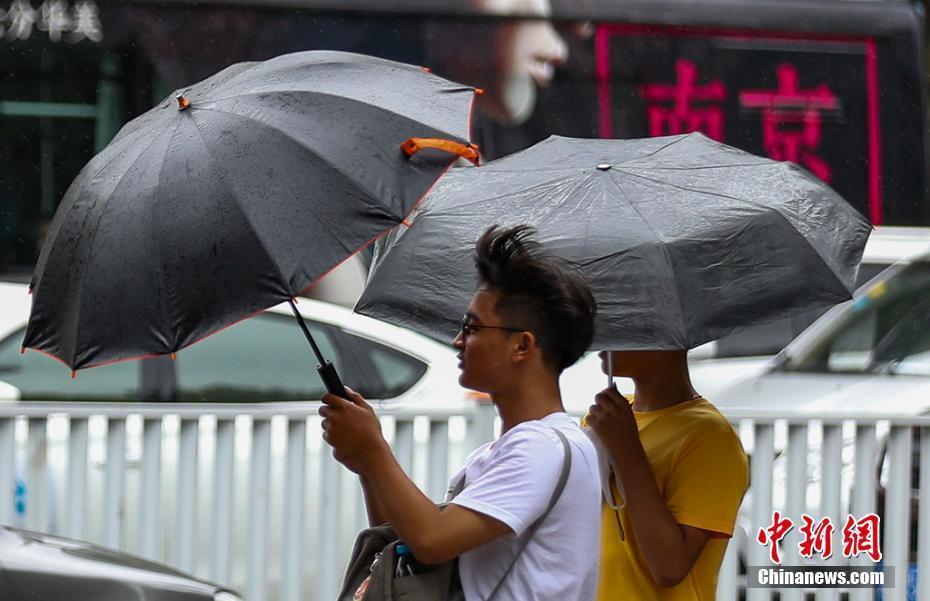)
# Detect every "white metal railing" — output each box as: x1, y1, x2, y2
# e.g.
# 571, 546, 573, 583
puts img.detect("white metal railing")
0, 402, 926, 601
